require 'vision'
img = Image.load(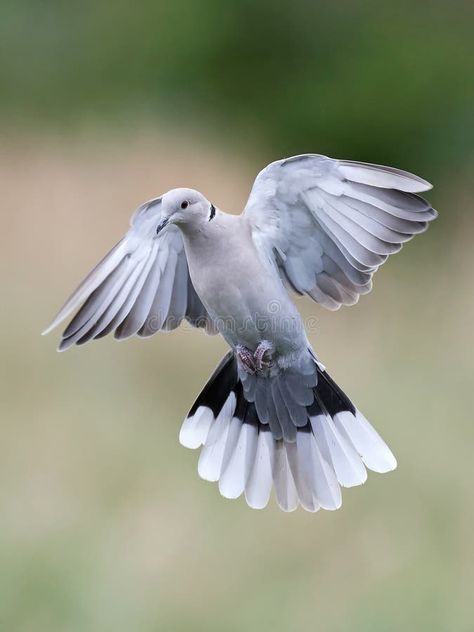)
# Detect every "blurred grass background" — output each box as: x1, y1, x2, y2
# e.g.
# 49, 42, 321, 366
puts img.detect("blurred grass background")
1, 1, 474, 631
